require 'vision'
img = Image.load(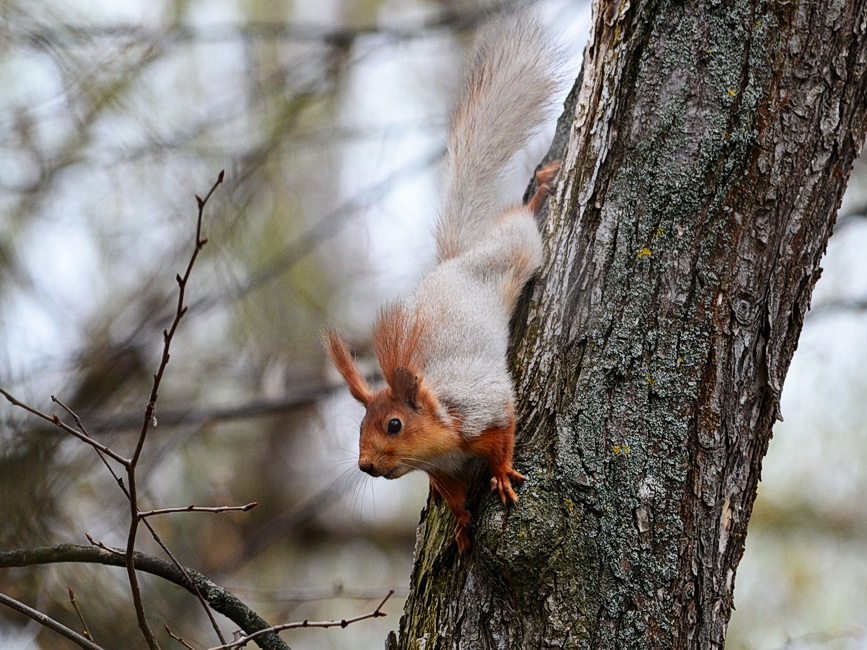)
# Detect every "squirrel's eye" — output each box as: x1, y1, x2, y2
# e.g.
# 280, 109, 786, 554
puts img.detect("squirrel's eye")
387, 418, 402, 435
